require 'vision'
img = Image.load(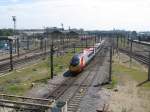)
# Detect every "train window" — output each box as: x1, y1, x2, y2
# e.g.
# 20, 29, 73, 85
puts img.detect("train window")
88, 51, 94, 57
